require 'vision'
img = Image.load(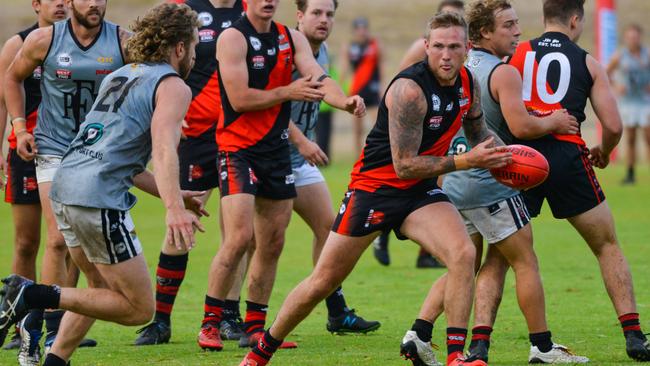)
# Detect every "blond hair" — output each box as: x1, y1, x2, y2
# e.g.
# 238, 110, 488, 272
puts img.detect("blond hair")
126, 3, 200, 64
425, 11, 468, 40
466, 0, 512, 44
